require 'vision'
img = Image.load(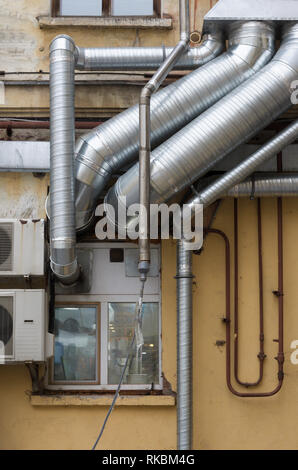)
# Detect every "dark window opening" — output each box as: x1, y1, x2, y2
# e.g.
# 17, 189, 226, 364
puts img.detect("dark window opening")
110, 248, 124, 263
